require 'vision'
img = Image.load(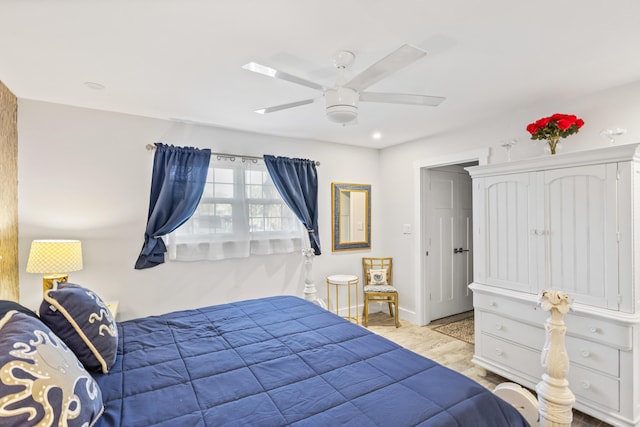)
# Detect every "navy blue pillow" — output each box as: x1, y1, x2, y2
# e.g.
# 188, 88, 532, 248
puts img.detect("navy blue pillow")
0, 310, 104, 425
39, 282, 118, 374
0, 299, 39, 320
